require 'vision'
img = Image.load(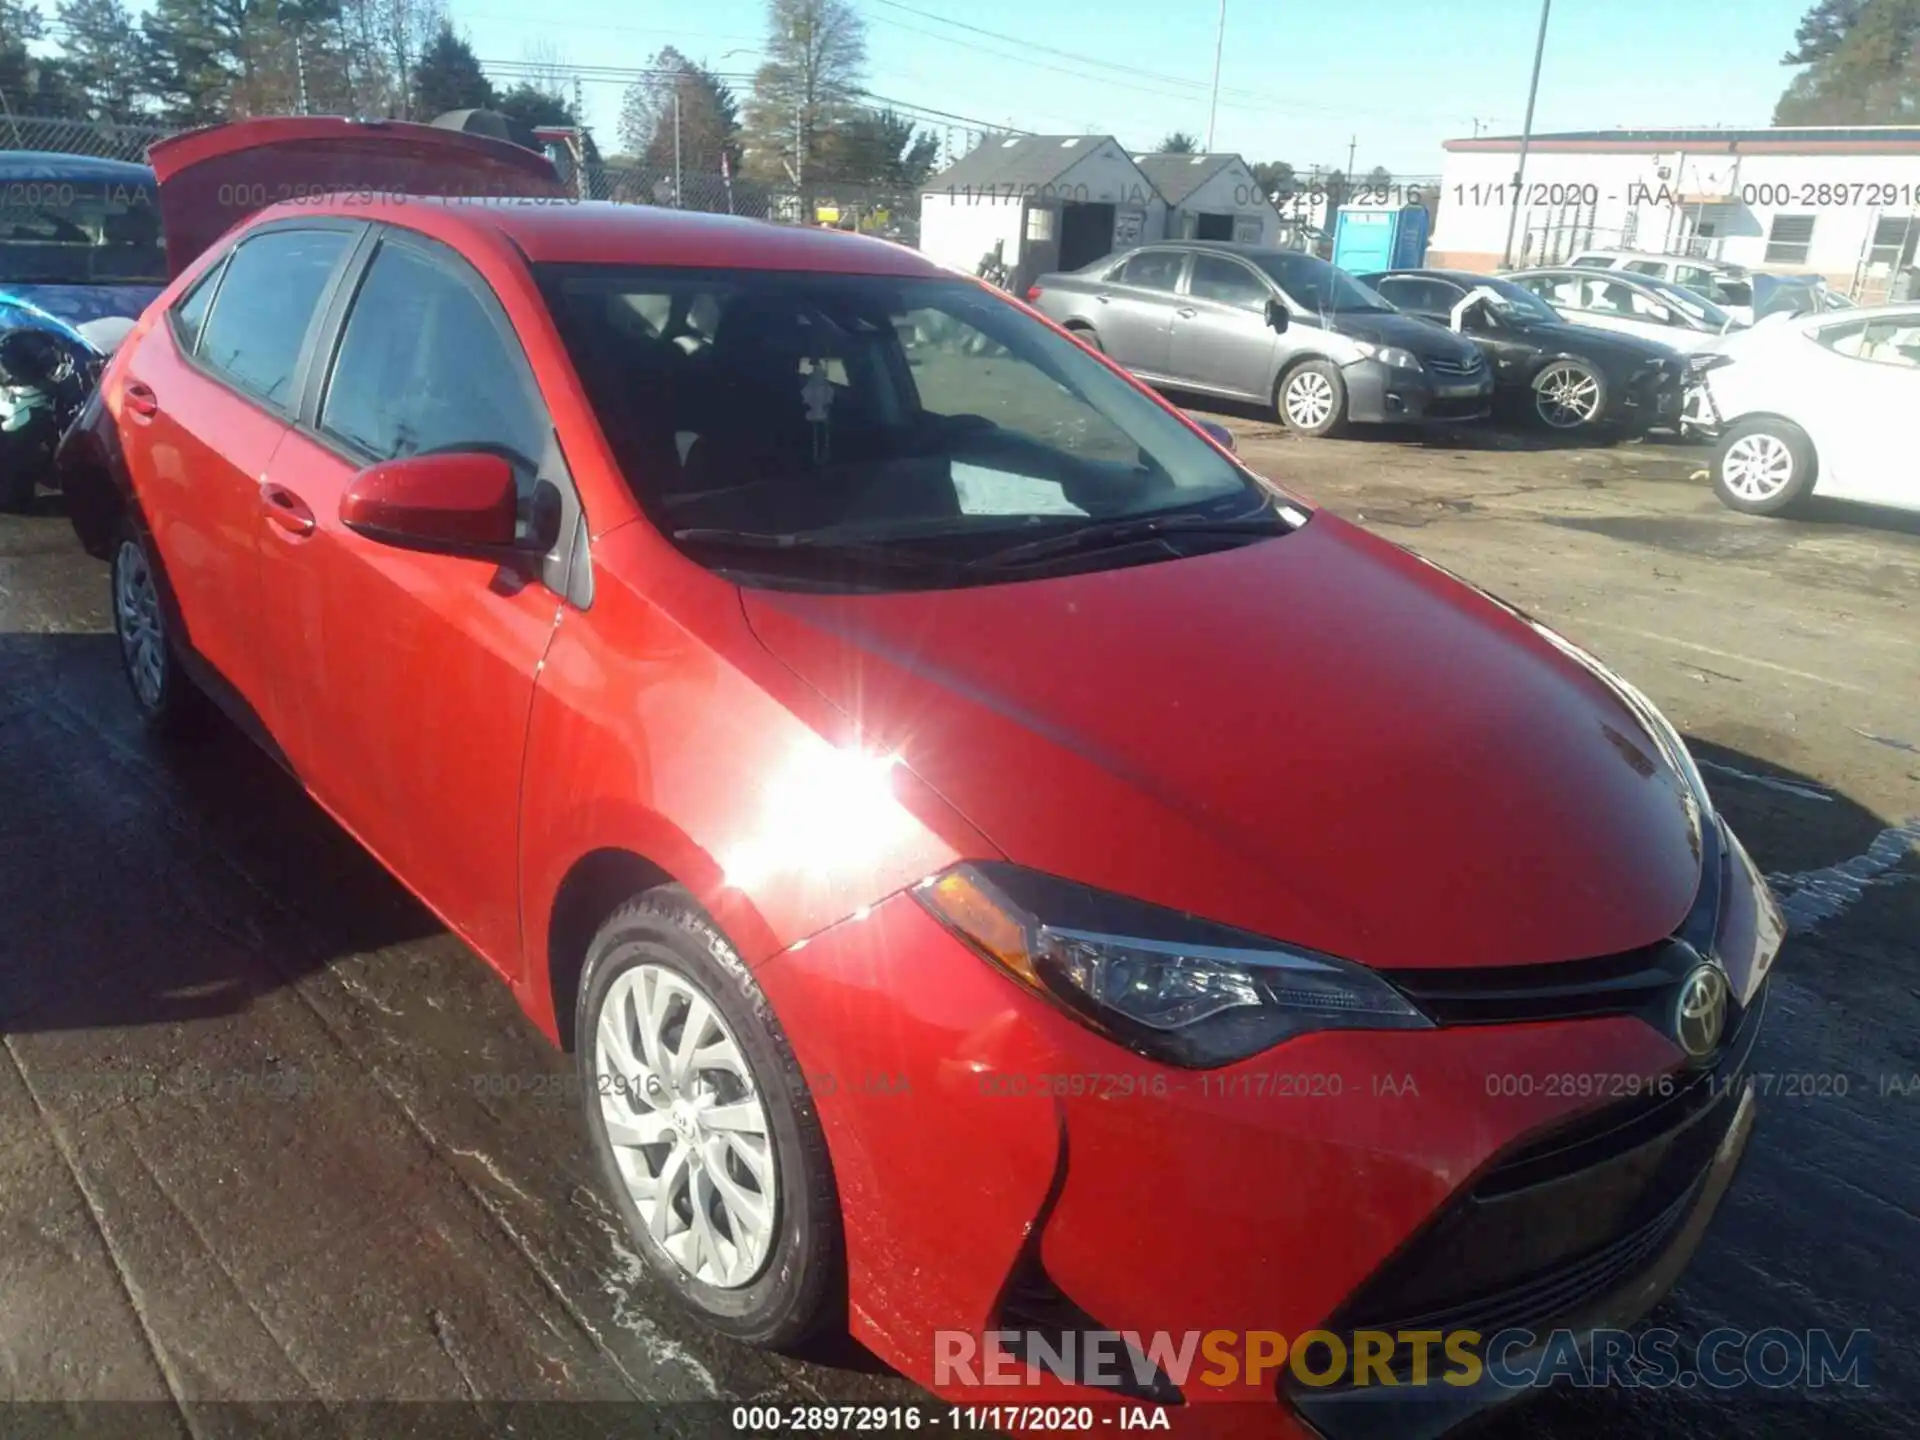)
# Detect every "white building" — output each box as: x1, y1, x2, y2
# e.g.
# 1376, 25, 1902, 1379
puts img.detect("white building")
919, 136, 1165, 296
1430, 127, 1920, 298
1131, 153, 1281, 246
